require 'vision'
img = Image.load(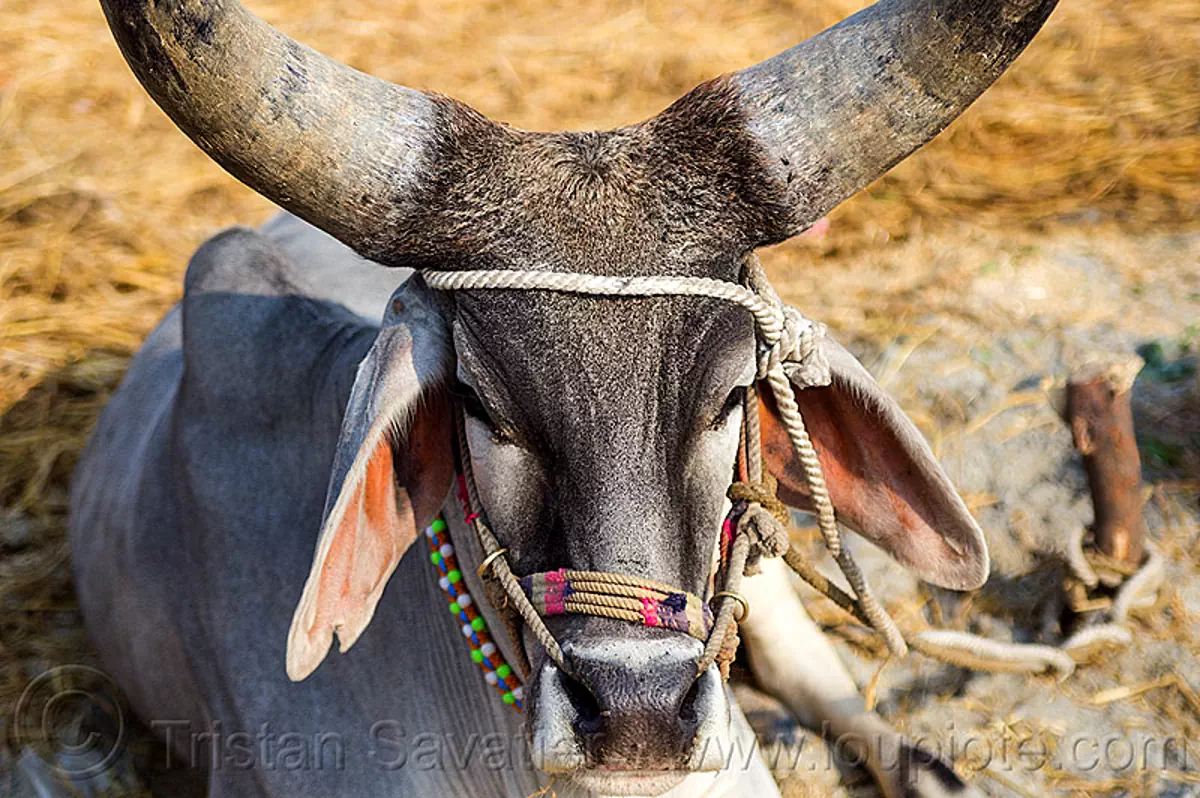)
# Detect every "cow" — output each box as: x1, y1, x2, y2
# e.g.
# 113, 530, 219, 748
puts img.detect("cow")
70, 1, 1058, 796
